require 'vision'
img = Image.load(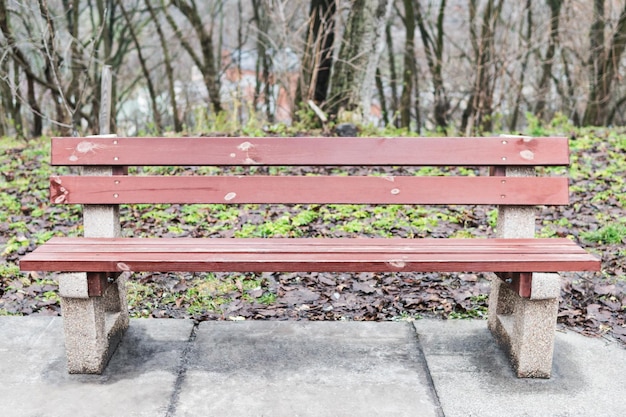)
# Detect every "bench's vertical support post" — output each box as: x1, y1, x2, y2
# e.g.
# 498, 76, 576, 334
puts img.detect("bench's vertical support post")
59, 163, 129, 374
488, 166, 560, 378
